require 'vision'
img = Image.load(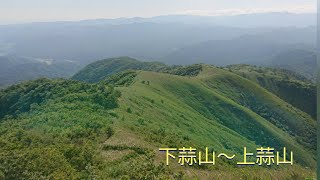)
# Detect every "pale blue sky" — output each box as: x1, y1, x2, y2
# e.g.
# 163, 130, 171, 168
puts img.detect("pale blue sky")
0, 0, 316, 24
